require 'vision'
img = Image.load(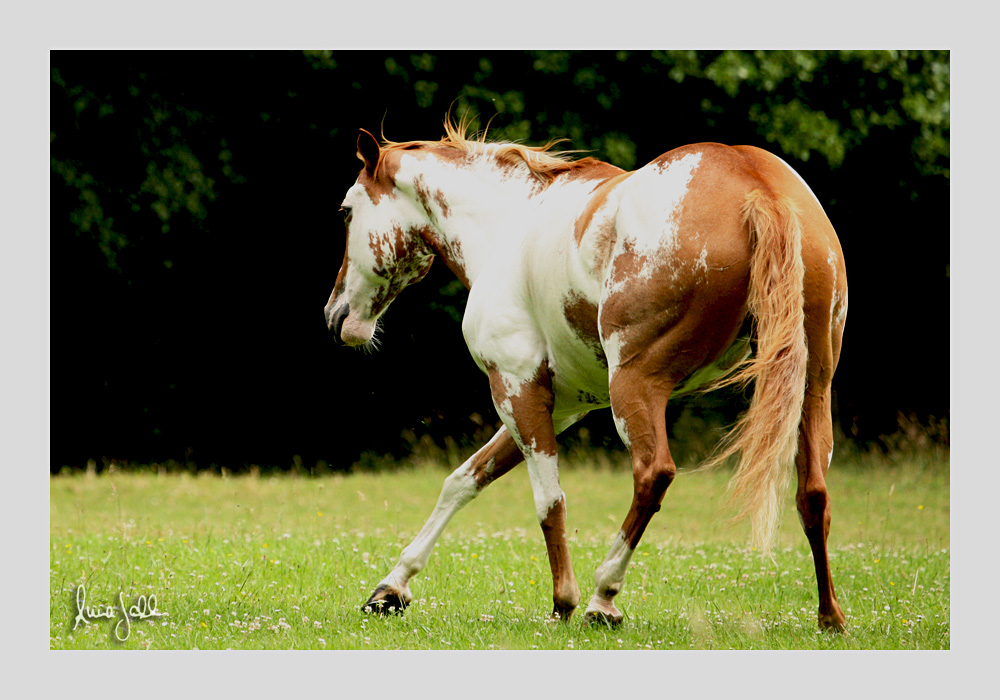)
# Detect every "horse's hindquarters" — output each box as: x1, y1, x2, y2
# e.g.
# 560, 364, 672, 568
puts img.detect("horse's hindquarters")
599, 145, 758, 387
